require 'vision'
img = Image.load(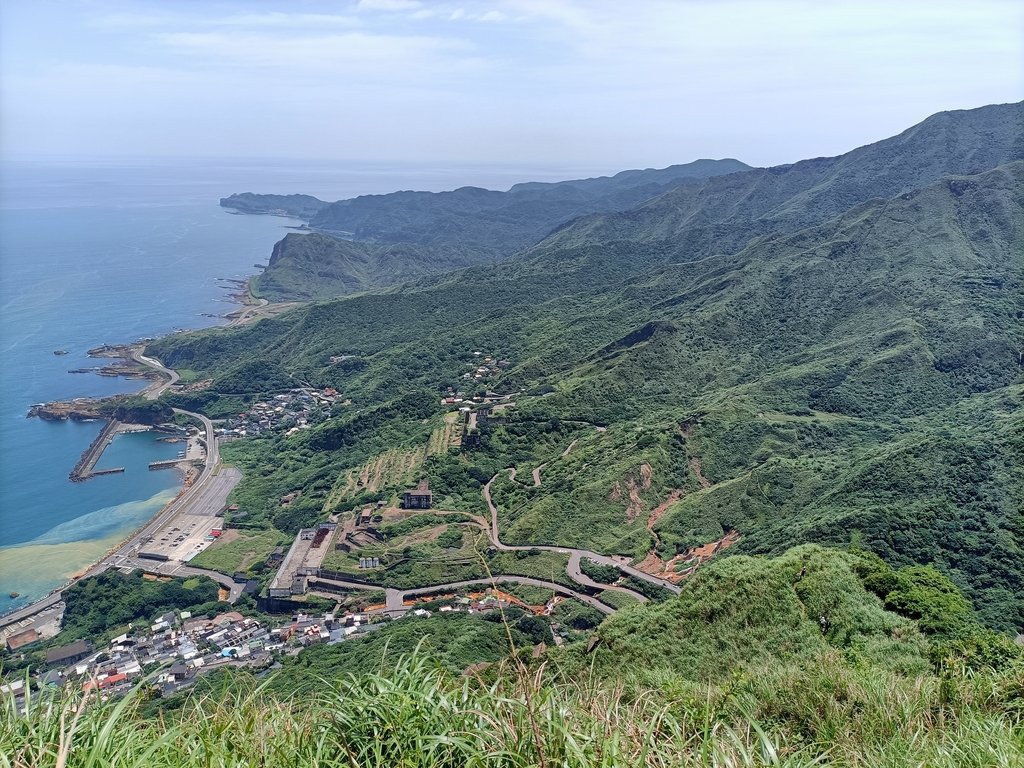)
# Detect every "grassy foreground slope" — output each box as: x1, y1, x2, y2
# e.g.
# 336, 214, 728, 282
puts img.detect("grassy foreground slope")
149, 104, 1023, 630
5, 548, 1023, 767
